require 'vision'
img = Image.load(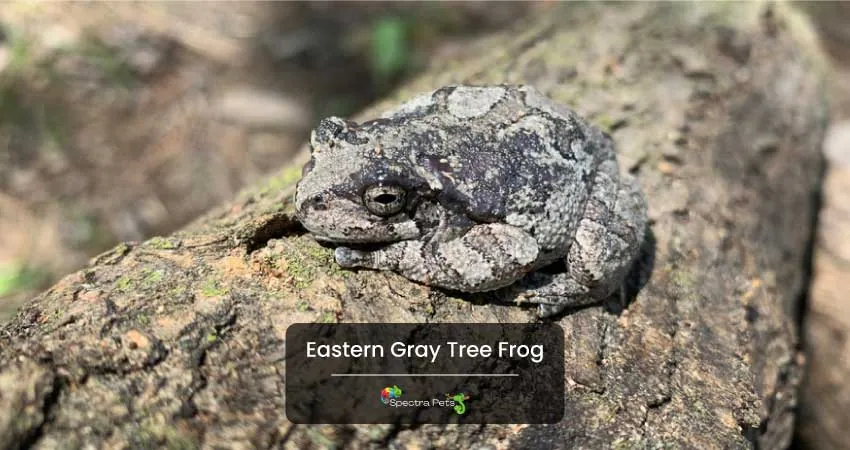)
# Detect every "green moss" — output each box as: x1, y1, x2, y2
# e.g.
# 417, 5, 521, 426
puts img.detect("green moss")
262, 201, 291, 216
365, 425, 392, 441
317, 312, 337, 323
449, 297, 468, 308
97, 242, 132, 265
670, 267, 696, 290
281, 166, 303, 185
147, 236, 180, 250
594, 113, 617, 133
296, 300, 311, 312
135, 314, 152, 326
169, 285, 187, 297
611, 438, 637, 450
137, 424, 199, 450
282, 254, 316, 289
304, 243, 348, 279
114, 275, 133, 292
200, 278, 228, 297
305, 427, 338, 449
141, 269, 164, 286
304, 244, 332, 259
279, 239, 340, 289
260, 177, 286, 195
206, 333, 218, 343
